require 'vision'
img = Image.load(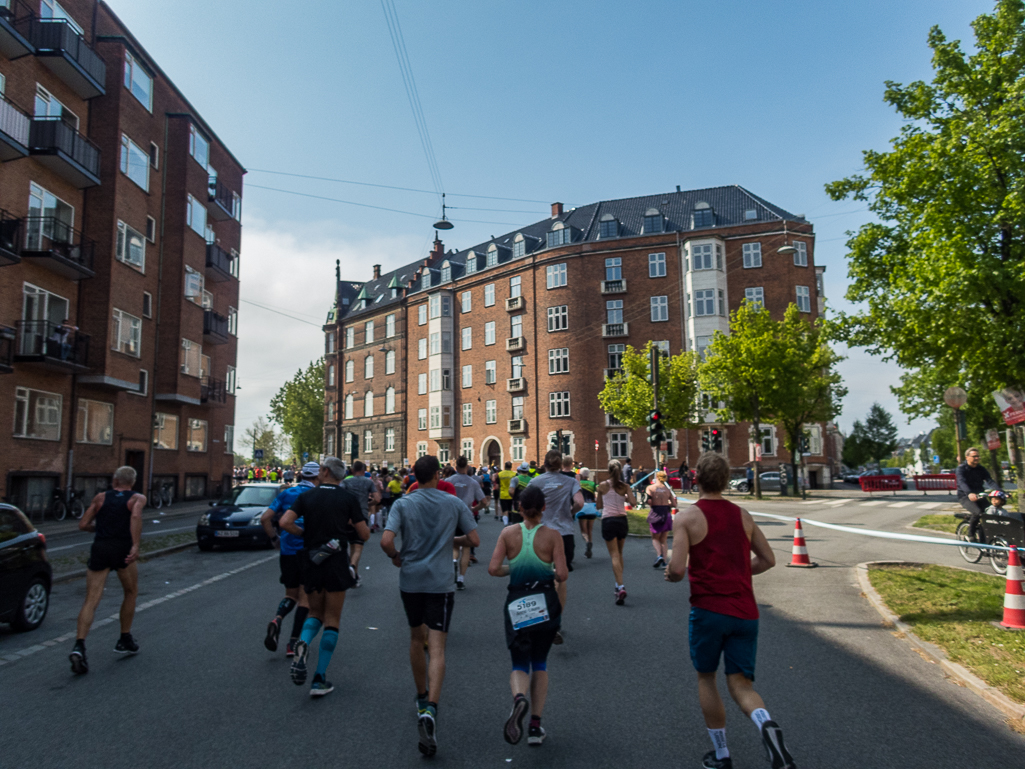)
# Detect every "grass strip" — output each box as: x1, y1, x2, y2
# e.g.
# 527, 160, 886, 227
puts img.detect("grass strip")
912, 514, 960, 534
49, 531, 196, 573
867, 563, 1025, 705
